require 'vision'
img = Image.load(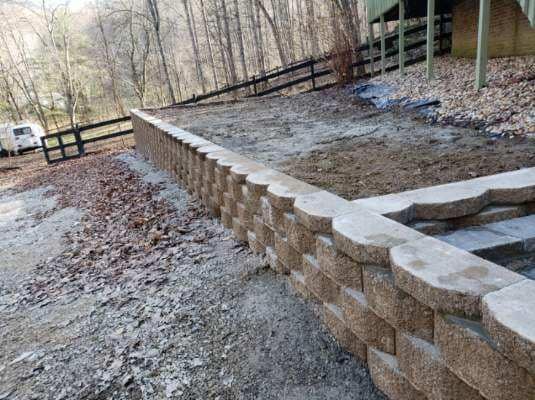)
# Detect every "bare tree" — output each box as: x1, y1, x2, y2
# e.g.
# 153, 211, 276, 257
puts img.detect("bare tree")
232, 0, 248, 80
0, 0, 371, 124
183, 0, 206, 93
199, 0, 218, 89
146, 0, 176, 103
255, 0, 288, 67
95, 8, 126, 116
220, 0, 238, 83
